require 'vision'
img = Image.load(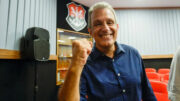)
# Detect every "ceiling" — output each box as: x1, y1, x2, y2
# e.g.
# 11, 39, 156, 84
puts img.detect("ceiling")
73, 0, 180, 8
